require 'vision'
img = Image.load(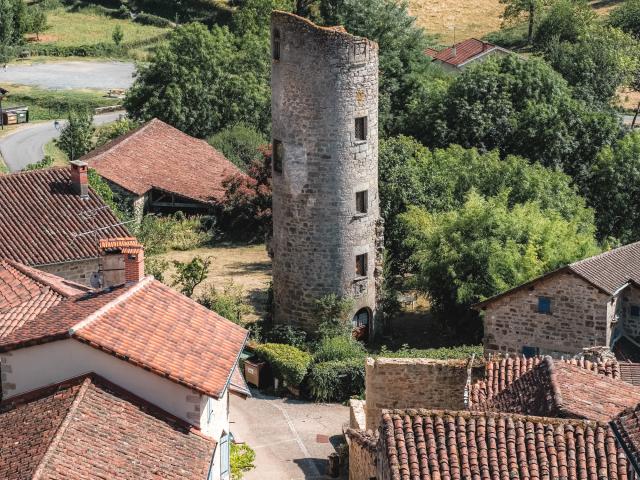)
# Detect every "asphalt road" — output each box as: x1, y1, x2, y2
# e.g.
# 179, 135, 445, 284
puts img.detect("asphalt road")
0, 111, 124, 171
0, 61, 135, 90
